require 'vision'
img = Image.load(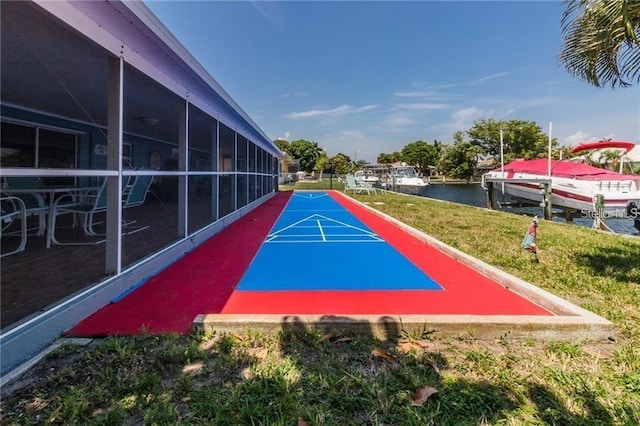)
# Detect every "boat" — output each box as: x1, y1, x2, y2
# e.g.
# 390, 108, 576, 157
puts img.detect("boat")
482, 141, 640, 219
354, 164, 389, 188
383, 164, 429, 195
